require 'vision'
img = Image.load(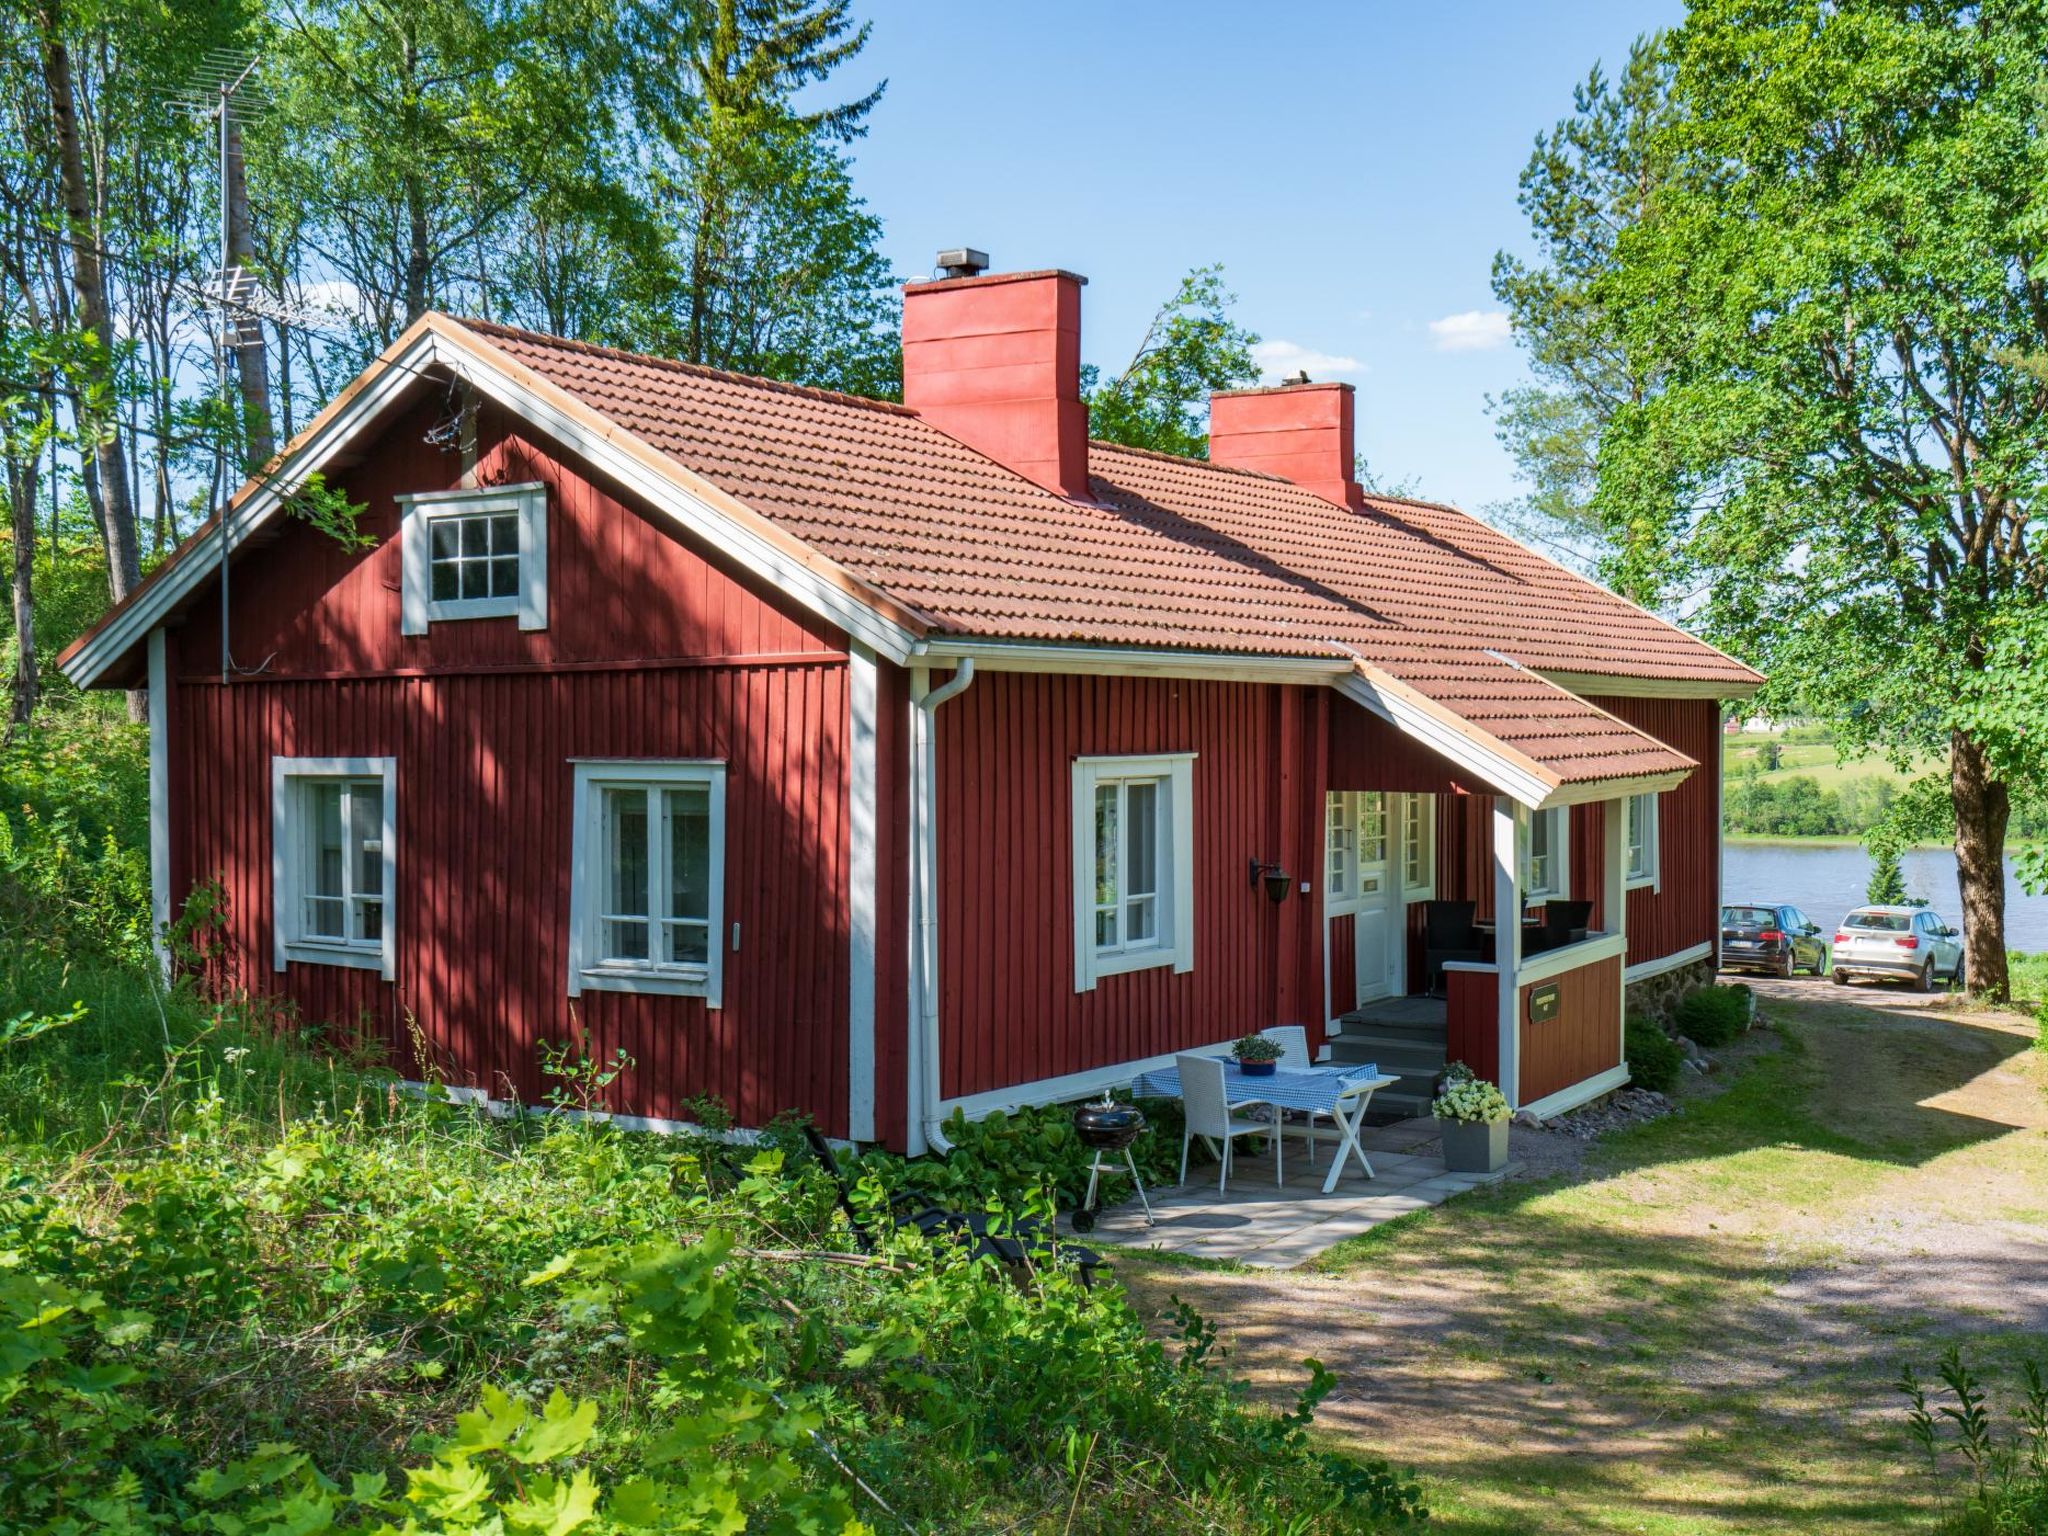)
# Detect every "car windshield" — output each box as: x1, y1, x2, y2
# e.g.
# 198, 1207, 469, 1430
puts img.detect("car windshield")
1845, 911, 1912, 932
1723, 906, 1777, 927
